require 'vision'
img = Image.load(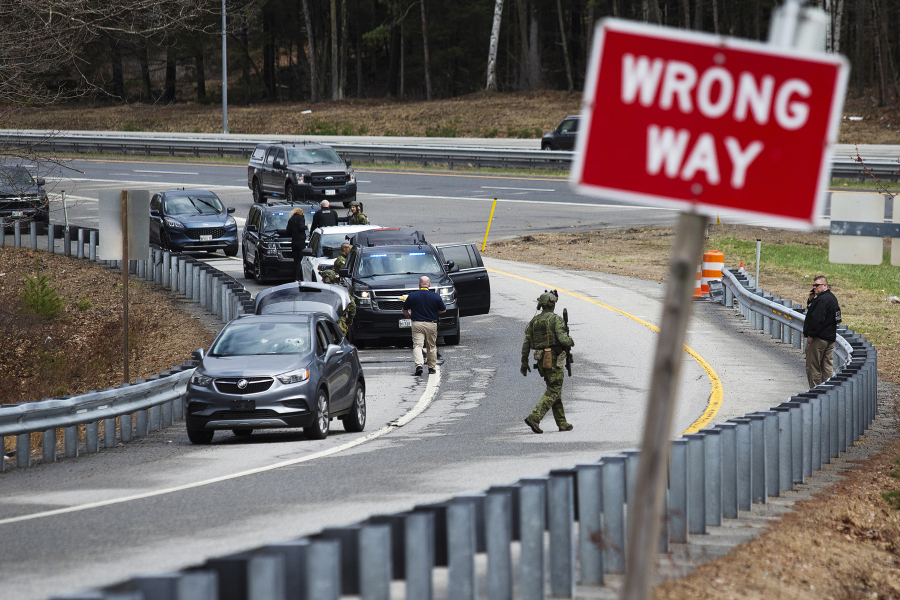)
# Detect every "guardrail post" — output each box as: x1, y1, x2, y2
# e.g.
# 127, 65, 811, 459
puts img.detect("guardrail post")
601, 455, 626, 573
825, 386, 840, 459
16, 433, 31, 468
162, 400, 174, 427
792, 304, 803, 348
684, 434, 706, 534
47, 223, 56, 252
780, 299, 792, 343
770, 296, 782, 339
32, 222, 39, 250
519, 478, 547, 600
192, 264, 201, 302
728, 418, 752, 511
13, 220, 22, 247
757, 411, 779, 497
63, 226, 71, 256
746, 414, 767, 503
773, 408, 792, 492
548, 470, 575, 598
833, 379, 847, 453
89, 230, 97, 261
137, 257, 145, 279
178, 257, 187, 294
815, 388, 832, 464
77, 228, 85, 259
715, 423, 738, 519
211, 275, 222, 317
65, 425, 78, 458
667, 438, 689, 543
136, 409, 149, 437
220, 281, 229, 321
700, 429, 723, 526
404, 511, 435, 600
103, 417, 116, 448
149, 404, 162, 432
782, 403, 804, 483
42, 429, 57, 464
575, 464, 603, 585
121, 413, 133, 442
447, 497, 477, 600
485, 490, 513, 600
161, 251, 170, 287
358, 524, 391, 600
85, 421, 100, 453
